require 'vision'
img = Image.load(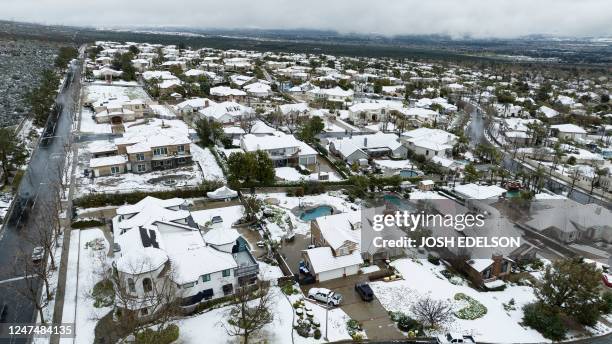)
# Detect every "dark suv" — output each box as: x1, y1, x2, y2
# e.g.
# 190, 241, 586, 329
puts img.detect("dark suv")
355, 282, 374, 301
